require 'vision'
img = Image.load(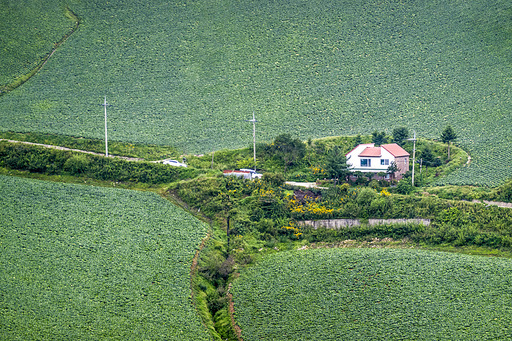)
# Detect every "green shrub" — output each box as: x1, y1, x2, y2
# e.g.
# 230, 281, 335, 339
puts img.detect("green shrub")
262, 172, 285, 187
395, 179, 413, 194
0, 142, 196, 184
